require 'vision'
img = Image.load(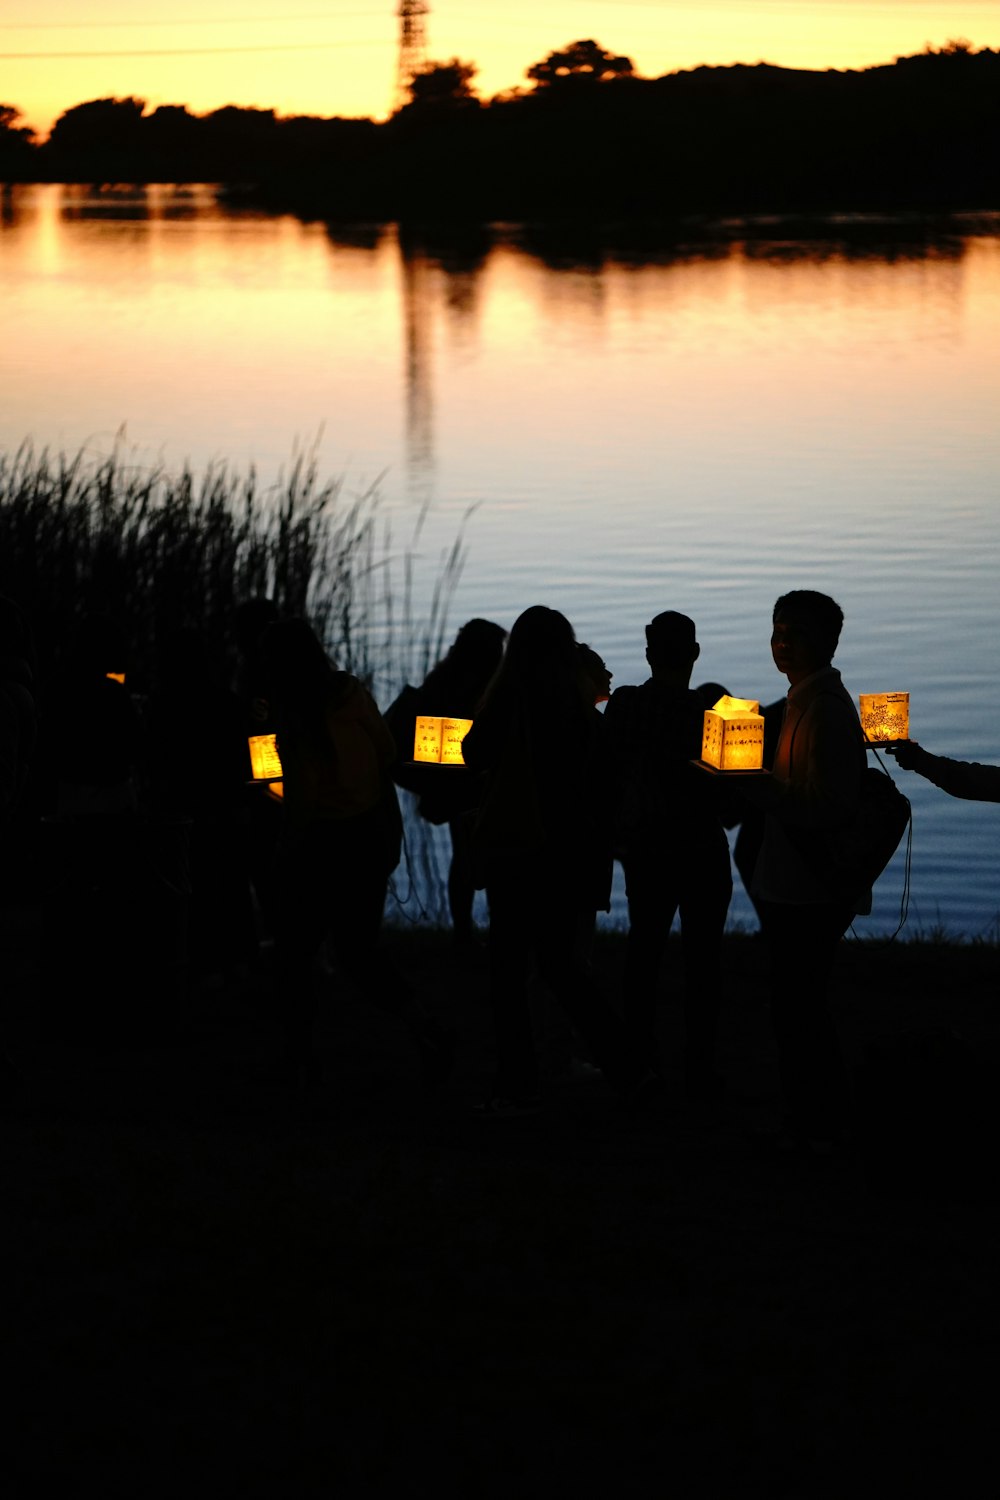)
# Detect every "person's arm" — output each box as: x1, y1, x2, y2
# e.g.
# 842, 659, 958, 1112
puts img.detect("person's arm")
889, 741, 1000, 802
